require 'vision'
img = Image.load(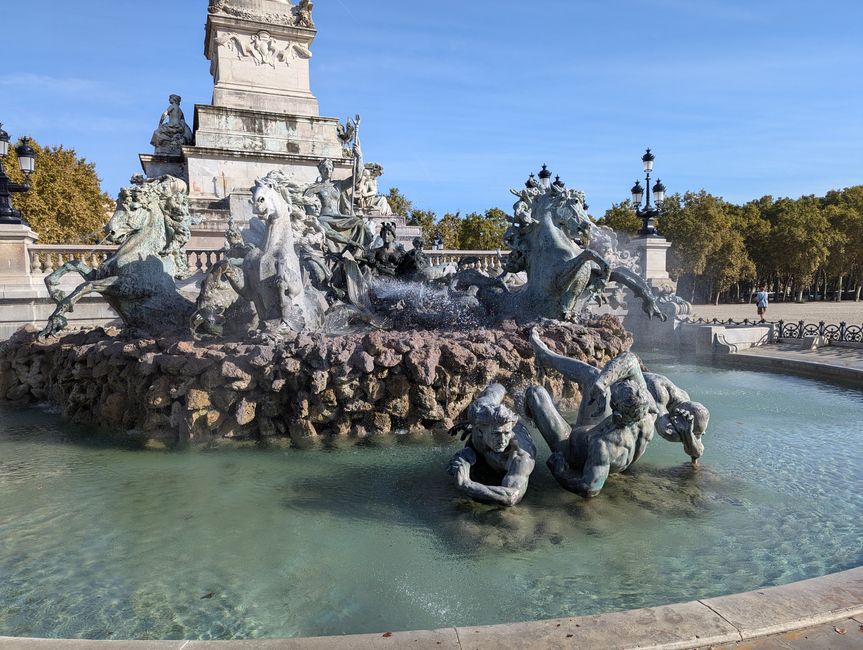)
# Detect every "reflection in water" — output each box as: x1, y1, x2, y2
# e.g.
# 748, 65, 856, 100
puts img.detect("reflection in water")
0, 362, 861, 640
